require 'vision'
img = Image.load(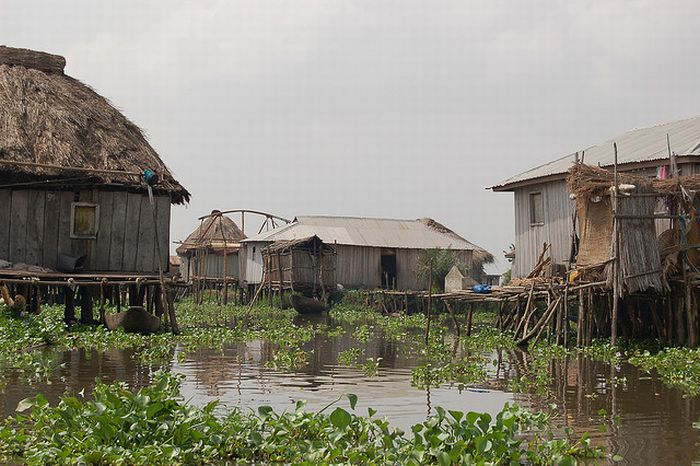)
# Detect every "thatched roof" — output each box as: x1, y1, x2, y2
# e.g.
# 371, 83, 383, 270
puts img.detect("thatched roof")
417, 218, 494, 266
262, 235, 335, 254
568, 162, 700, 198
0, 46, 189, 203
176, 211, 246, 255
